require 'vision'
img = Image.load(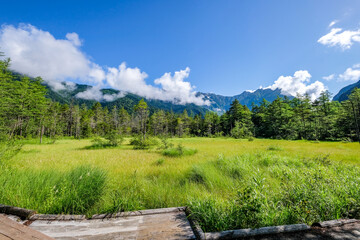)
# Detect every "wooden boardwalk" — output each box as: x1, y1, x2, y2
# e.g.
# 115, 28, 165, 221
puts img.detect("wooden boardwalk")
0, 208, 196, 240
1, 207, 359, 240
0, 214, 54, 240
